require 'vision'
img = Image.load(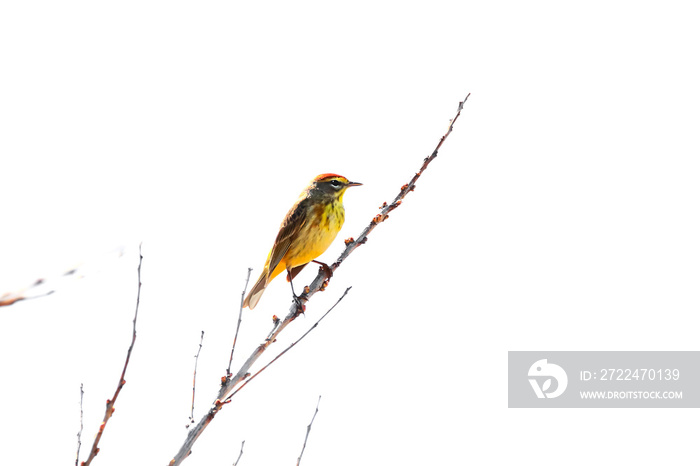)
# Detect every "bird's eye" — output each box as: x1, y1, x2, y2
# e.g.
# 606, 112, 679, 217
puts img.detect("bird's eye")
330, 179, 341, 188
